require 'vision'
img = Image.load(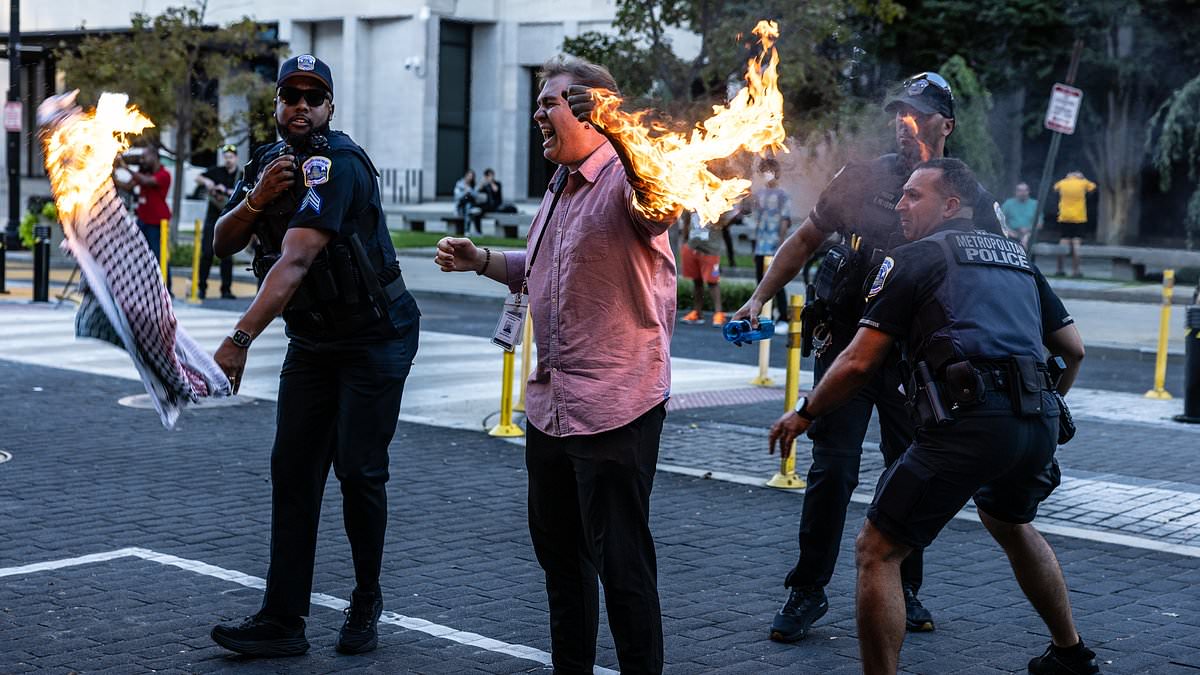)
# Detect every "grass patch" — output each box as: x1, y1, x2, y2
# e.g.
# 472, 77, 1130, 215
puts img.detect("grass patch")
391, 230, 526, 249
